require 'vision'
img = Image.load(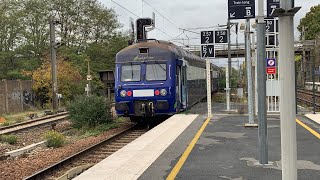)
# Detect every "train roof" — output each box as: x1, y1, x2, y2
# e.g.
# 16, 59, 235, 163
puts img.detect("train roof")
116, 39, 219, 70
